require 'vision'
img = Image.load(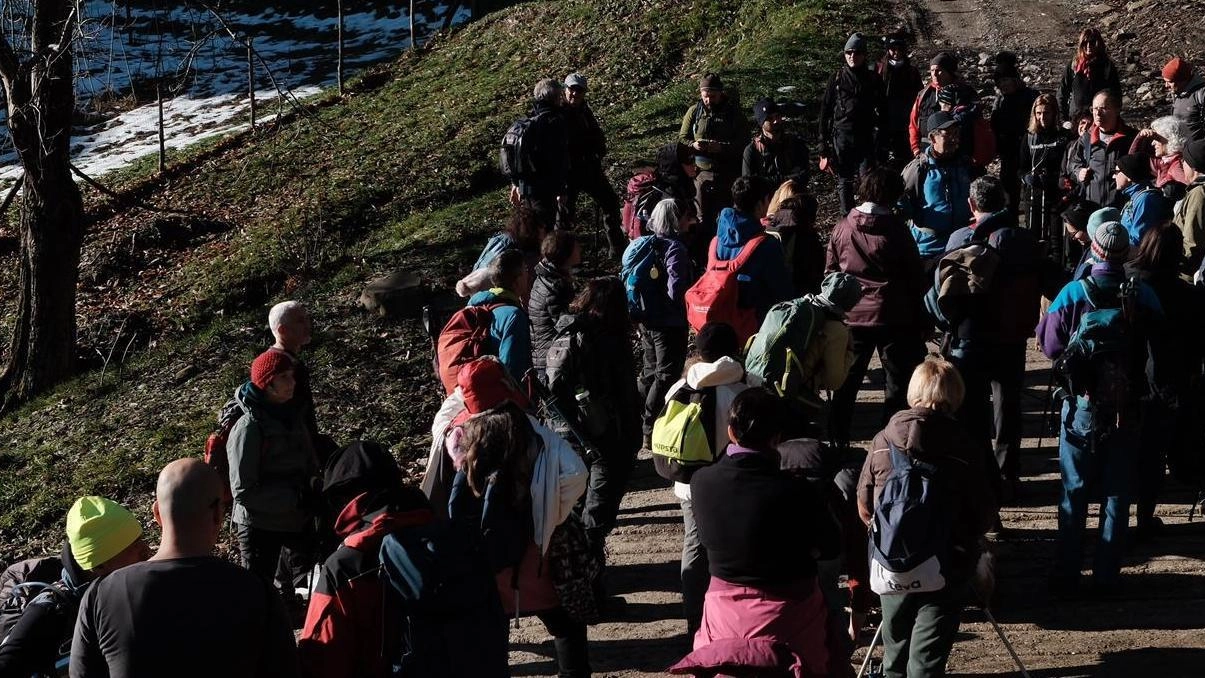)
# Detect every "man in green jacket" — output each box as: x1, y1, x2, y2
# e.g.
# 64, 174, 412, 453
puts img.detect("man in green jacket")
1177, 139, 1205, 275
680, 73, 748, 259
